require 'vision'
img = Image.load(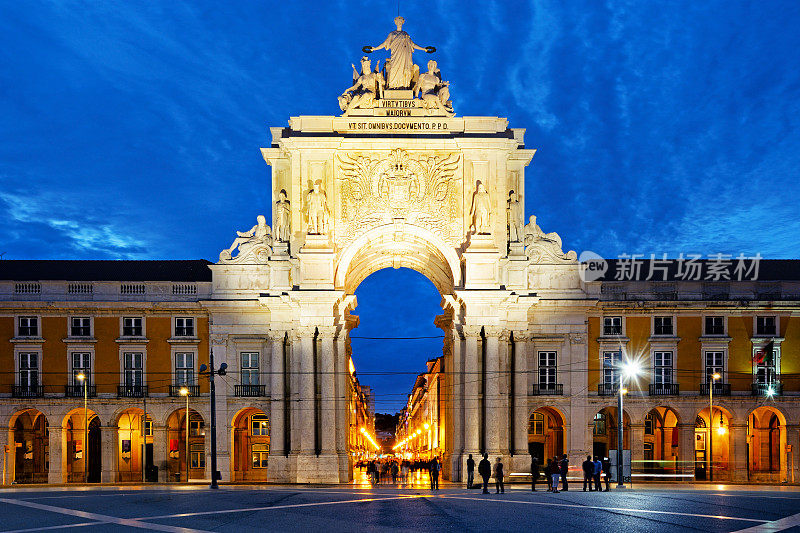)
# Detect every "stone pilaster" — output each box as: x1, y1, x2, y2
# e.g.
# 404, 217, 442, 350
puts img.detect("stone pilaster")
210, 333, 230, 482
317, 326, 337, 455
484, 326, 503, 454
269, 331, 287, 456
449, 325, 465, 481
334, 329, 350, 481
463, 326, 481, 454
512, 332, 529, 456
629, 423, 645, 477
101, 425, 116, 483
152, 425, 168, 482
730, 422, 748, 482
679, 423, 696, 479
296, 326, 317, 455
47, 424, 65, 484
